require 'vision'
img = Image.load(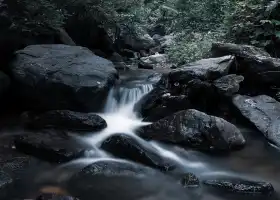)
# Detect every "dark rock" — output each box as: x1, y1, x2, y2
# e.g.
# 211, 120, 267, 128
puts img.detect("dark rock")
138, 60, 154, 69
214, 74, 244, 96
139, 109, 245, 151
119, 32, 156, 51
135, 87, 191, 121
10, 45, 118, 112
0, 170, 13, 199
121, 49, 137, 58
140, 50, 149, 57
212, 42, 271, 58
0, 71, 10, 95
184, 79, 218, 112
21, 110, 107, 131
109, 52, 123, 62
68, 160, 192, 200
149, 46, 164, 55
203, 179, 274, 194
233, 95, 280, 147
101, 134, 175, 171
56, 28, 76, 46
65, 14, 115, 55
212, 42, 280, 88
168, 56, 234, 85
14, 130, 93, 163
180, 173, 200, 188
36, 193, 79, 200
